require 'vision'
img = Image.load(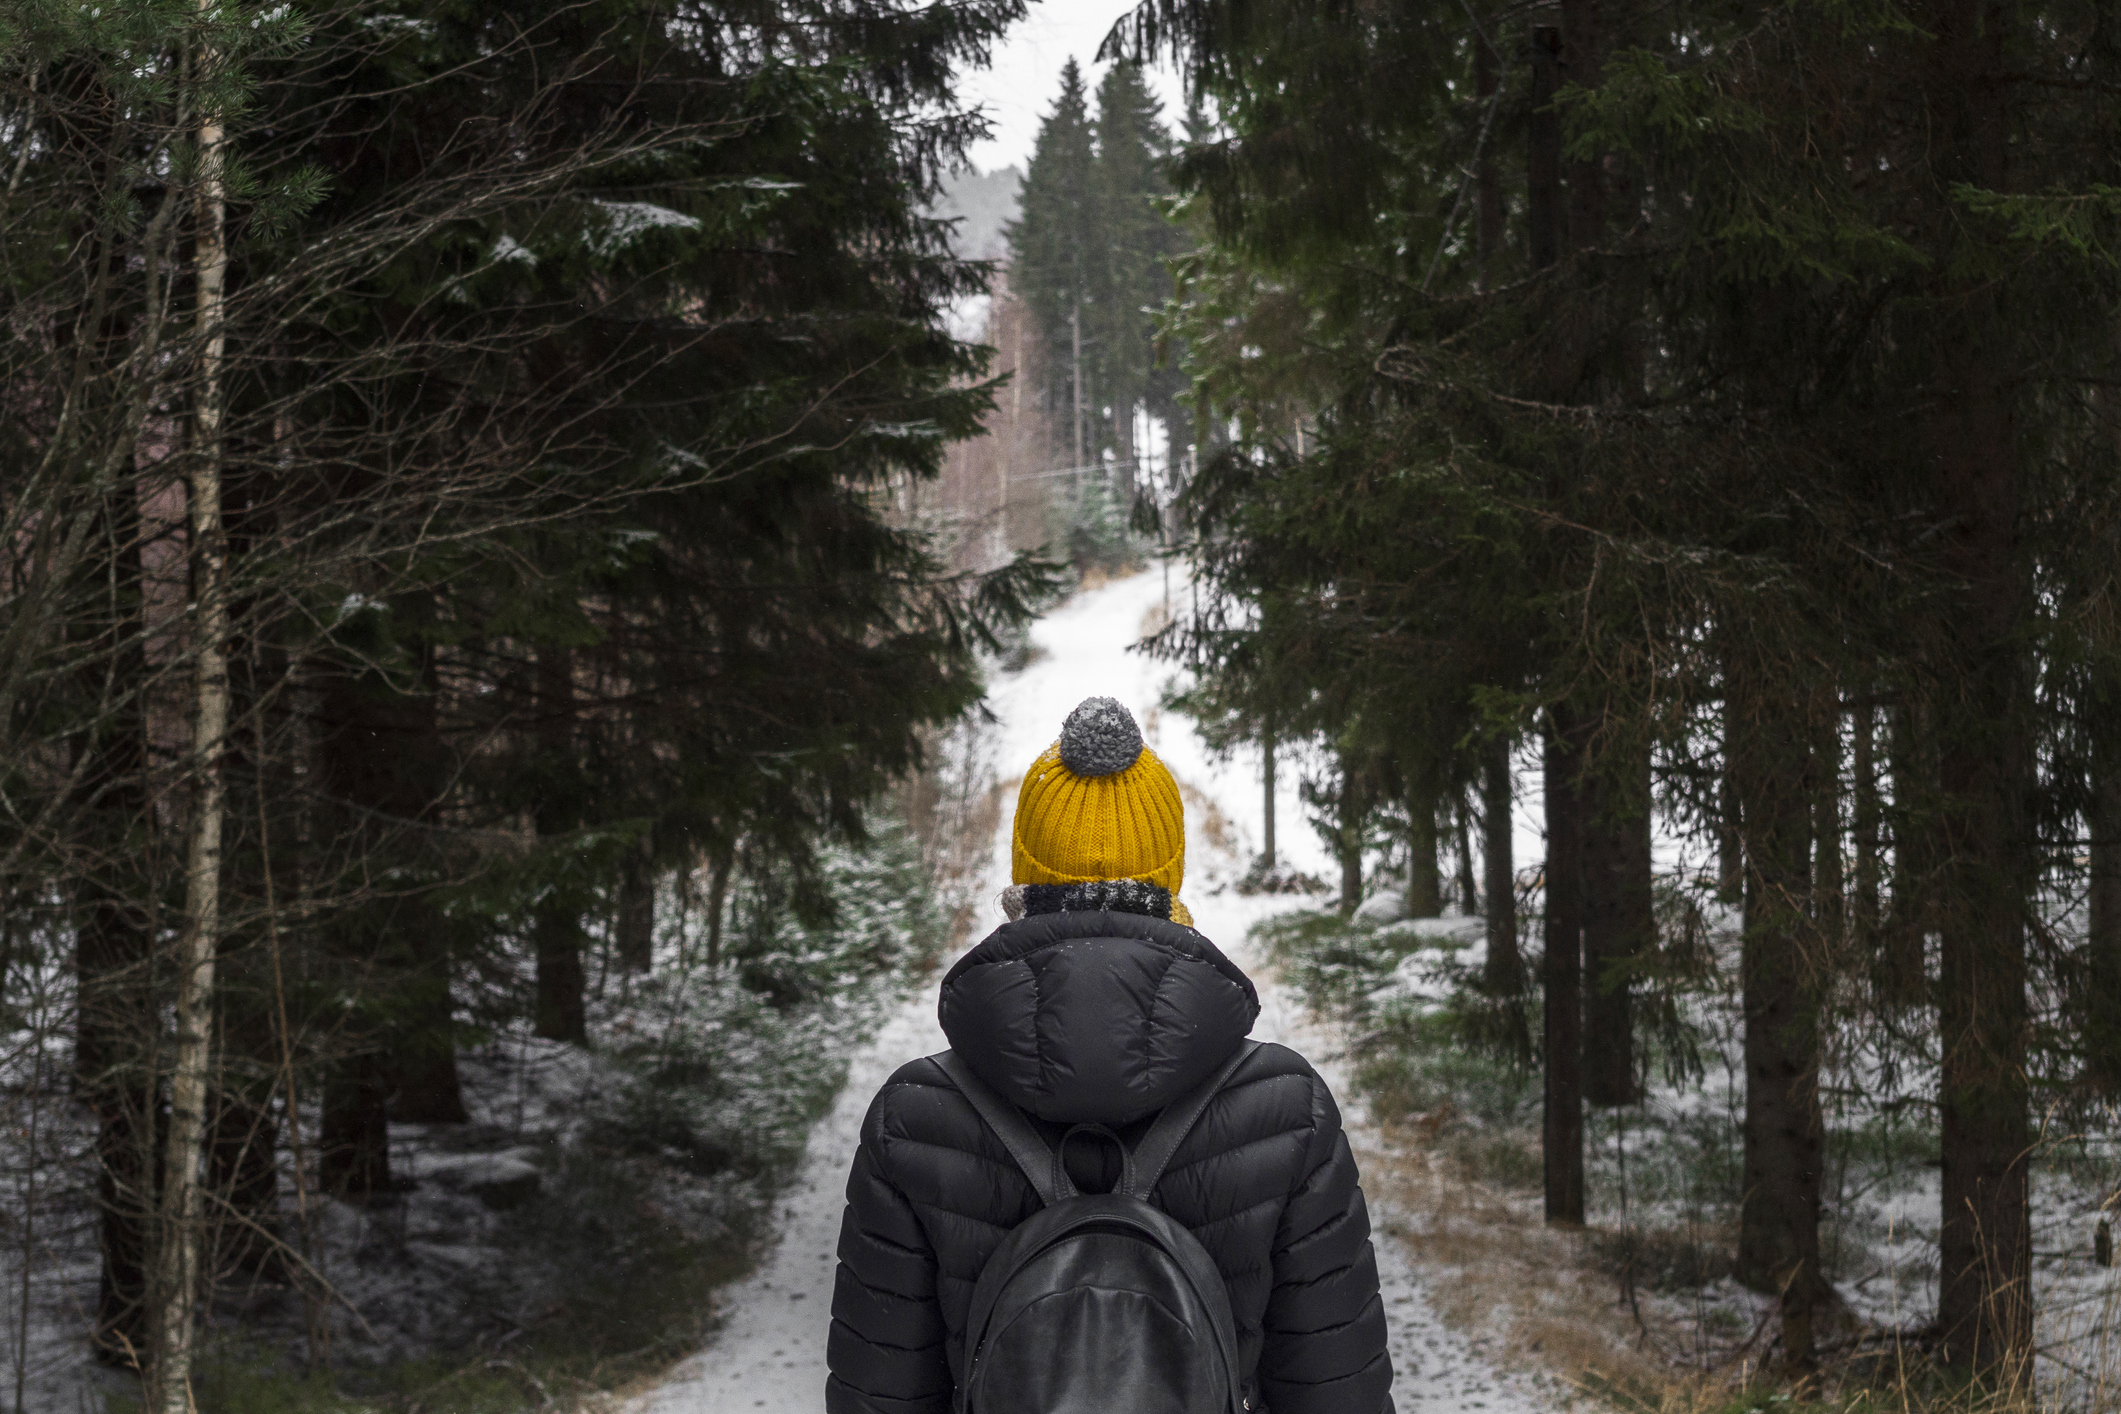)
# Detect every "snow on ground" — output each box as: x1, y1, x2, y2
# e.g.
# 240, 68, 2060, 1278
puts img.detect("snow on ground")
635, 565, 1563, 1414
